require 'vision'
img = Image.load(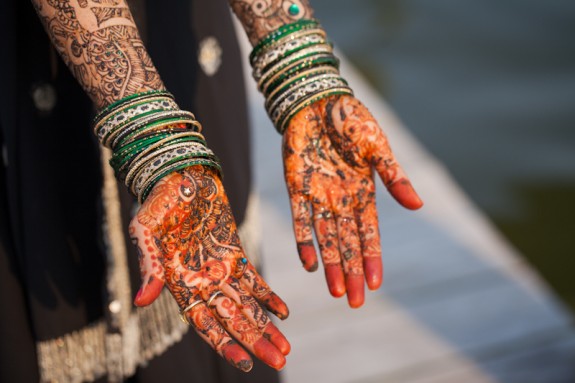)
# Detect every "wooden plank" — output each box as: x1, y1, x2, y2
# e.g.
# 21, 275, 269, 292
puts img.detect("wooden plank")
233, 21, 575, 383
